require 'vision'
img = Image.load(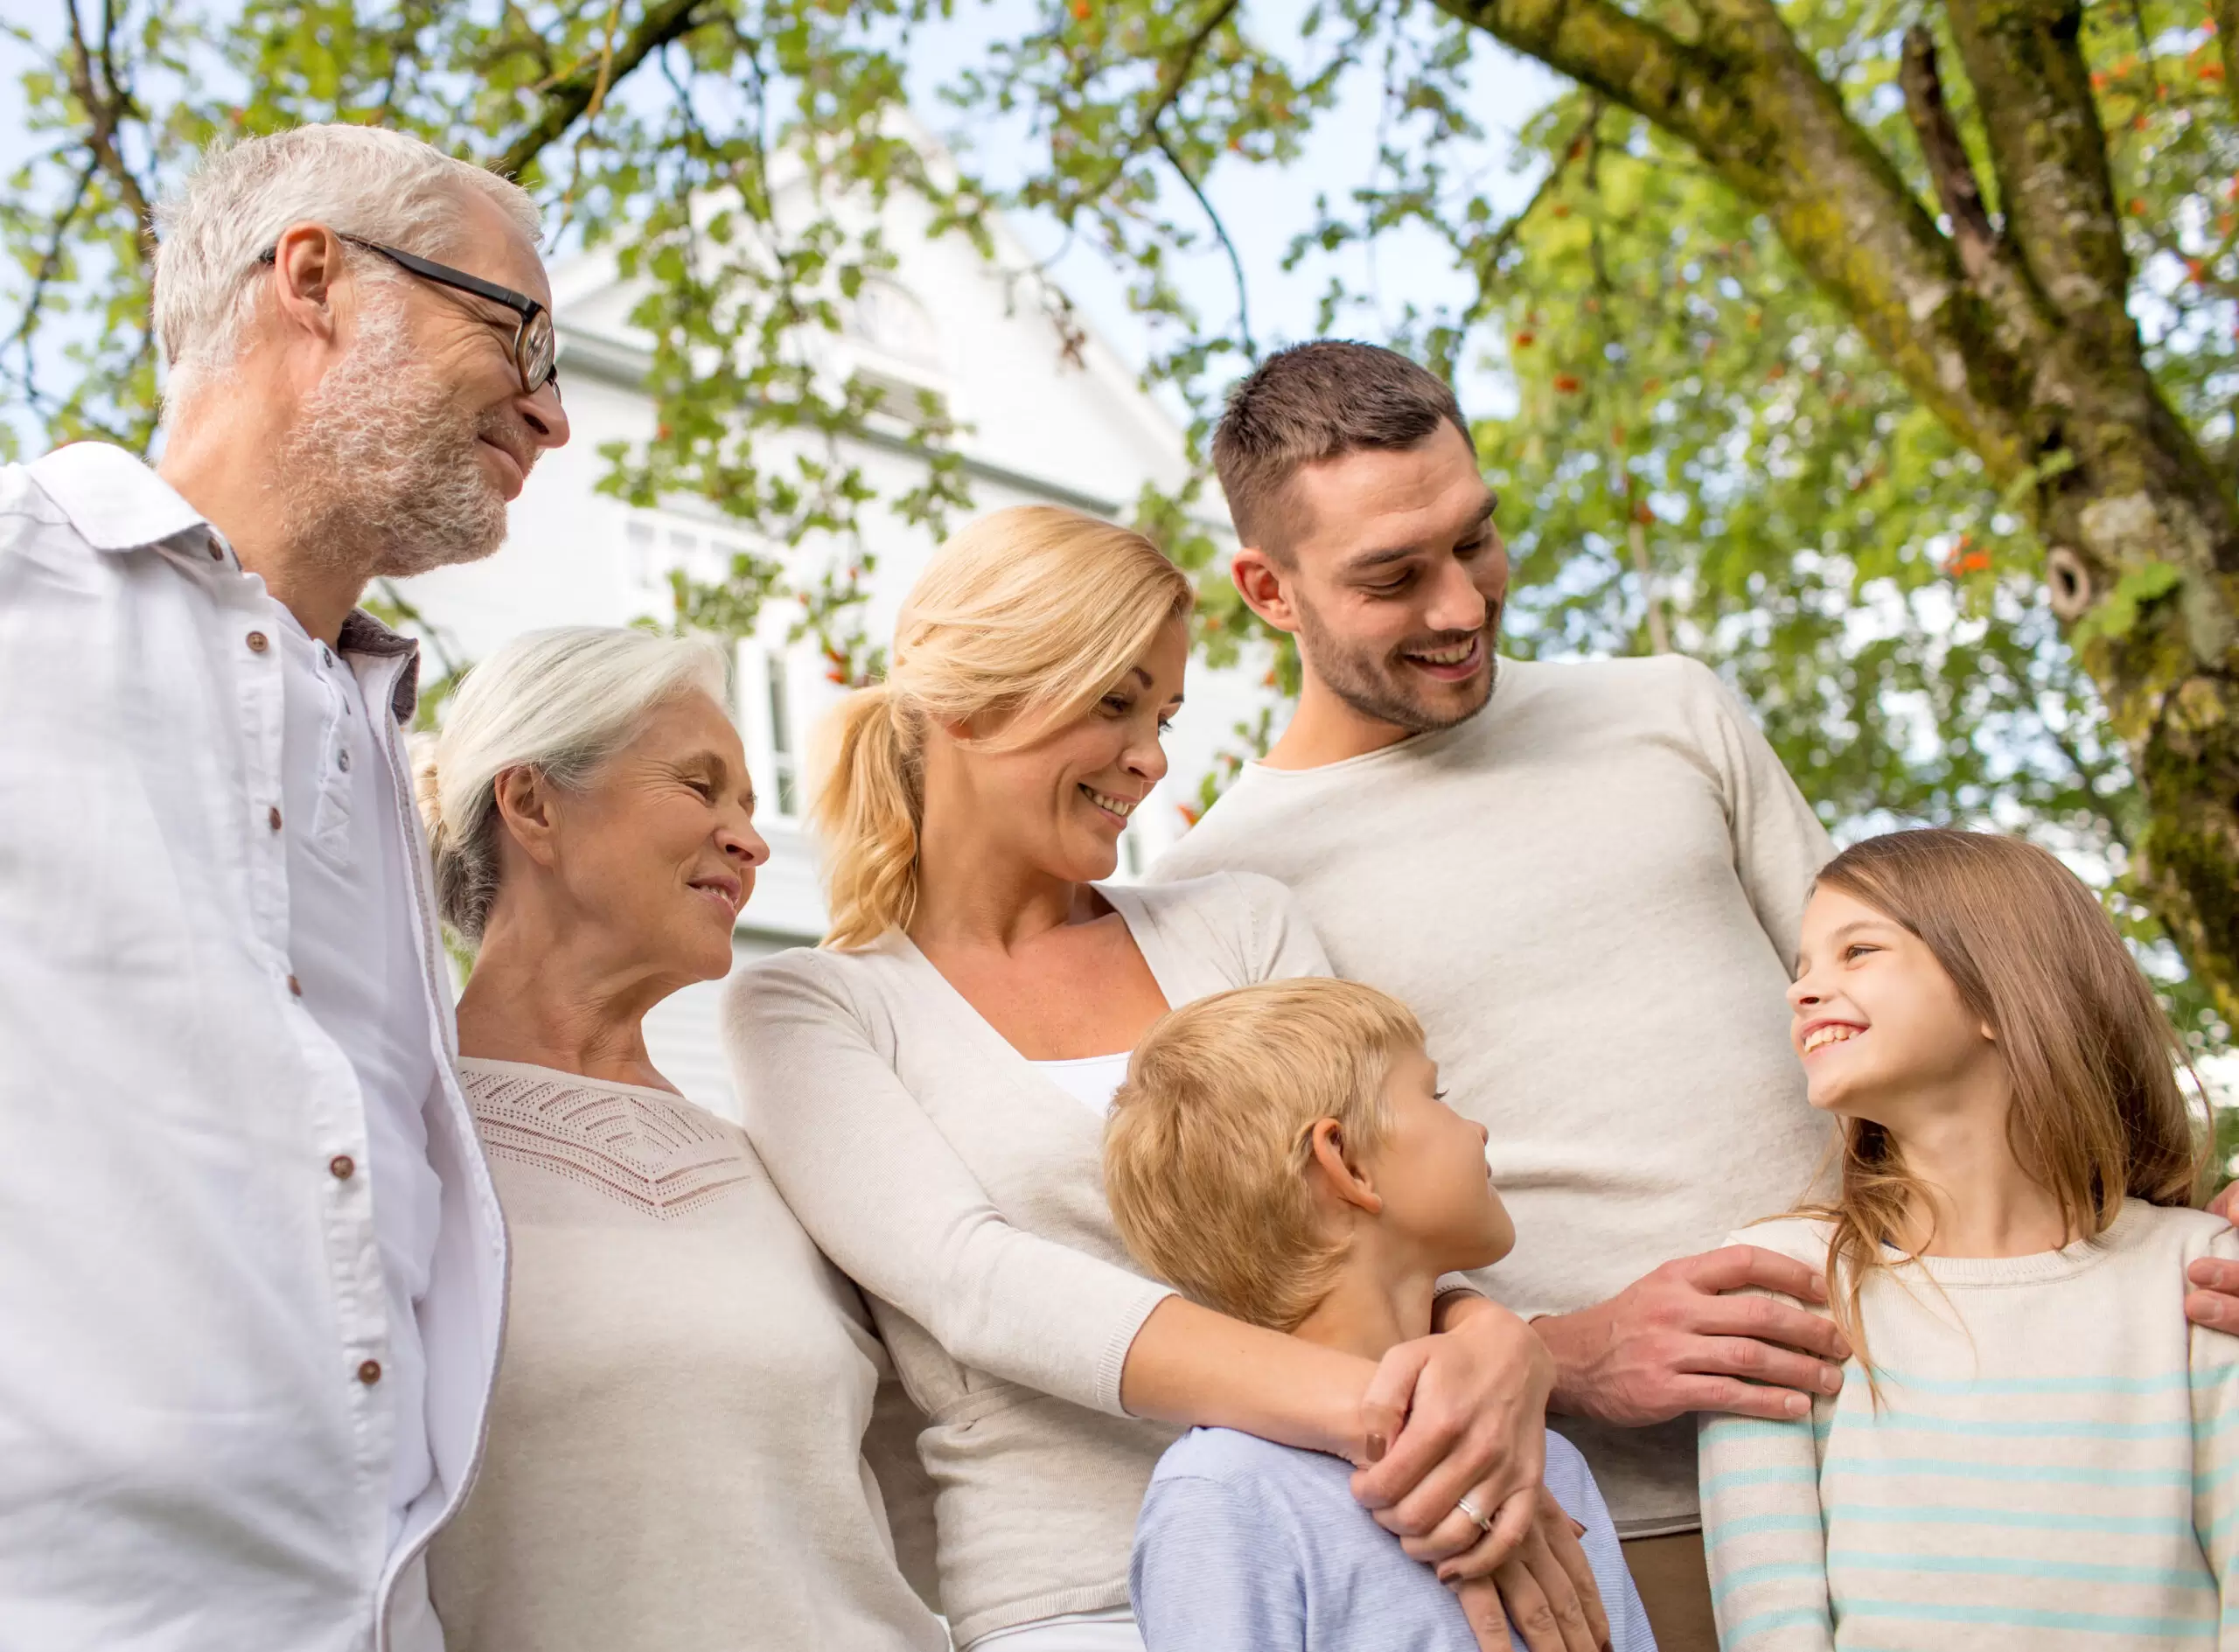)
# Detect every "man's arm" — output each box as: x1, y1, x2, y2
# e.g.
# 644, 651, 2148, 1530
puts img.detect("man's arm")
1532, 1247, 1849, 1425
1678, 656, 1833, 972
